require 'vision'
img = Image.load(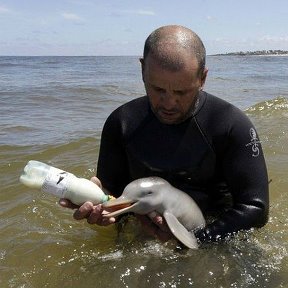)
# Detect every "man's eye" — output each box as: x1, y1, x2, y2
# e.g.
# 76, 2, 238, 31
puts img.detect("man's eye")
175, 90, 186, 96
154, 87, 165, 93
